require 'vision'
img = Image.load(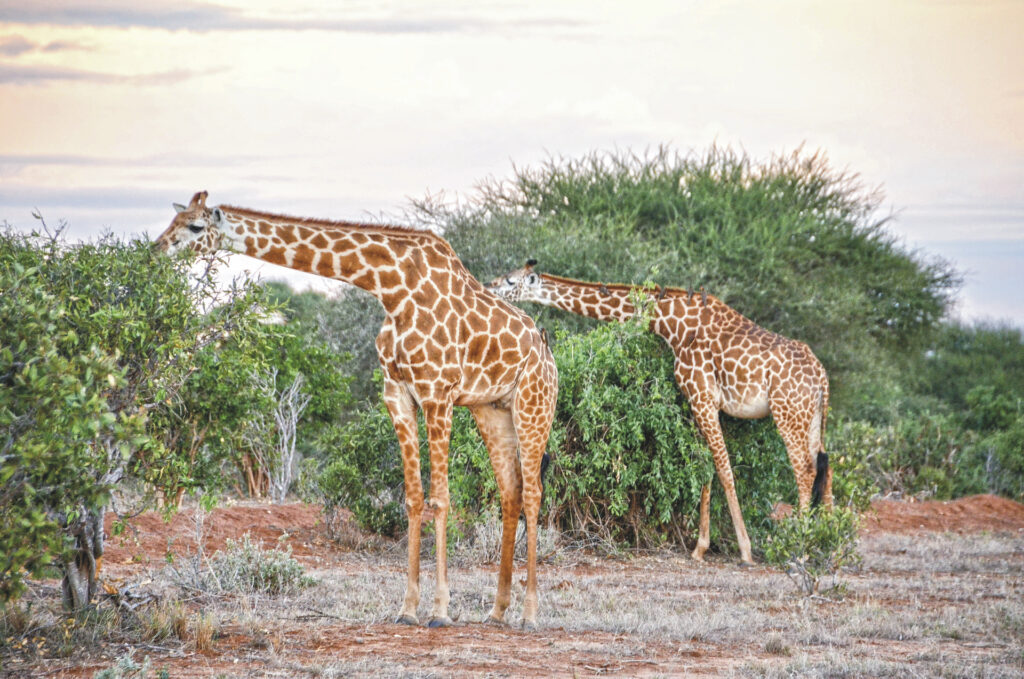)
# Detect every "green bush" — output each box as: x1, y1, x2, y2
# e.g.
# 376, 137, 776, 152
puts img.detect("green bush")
323, 147, 959, 421
549, 319, 821, 552
764, 507, 861, 596
823, 421, 883, 511
958, 421, 1024, 501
